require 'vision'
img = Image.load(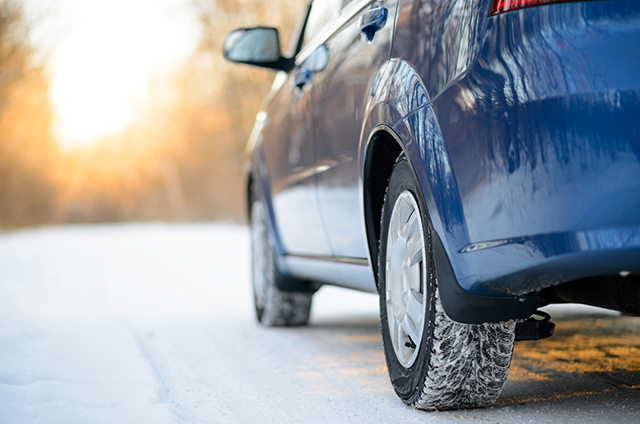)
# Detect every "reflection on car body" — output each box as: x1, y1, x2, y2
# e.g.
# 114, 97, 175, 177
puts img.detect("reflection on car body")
224, 0, 640, 410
